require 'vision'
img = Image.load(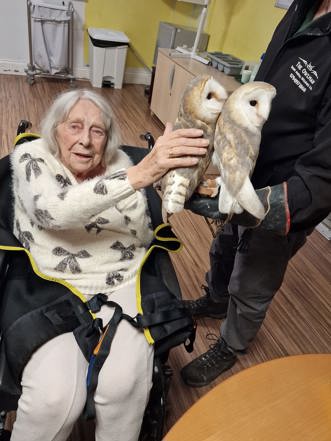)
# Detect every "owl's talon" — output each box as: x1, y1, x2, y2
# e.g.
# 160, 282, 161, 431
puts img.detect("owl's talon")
196, 178, 220, 197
